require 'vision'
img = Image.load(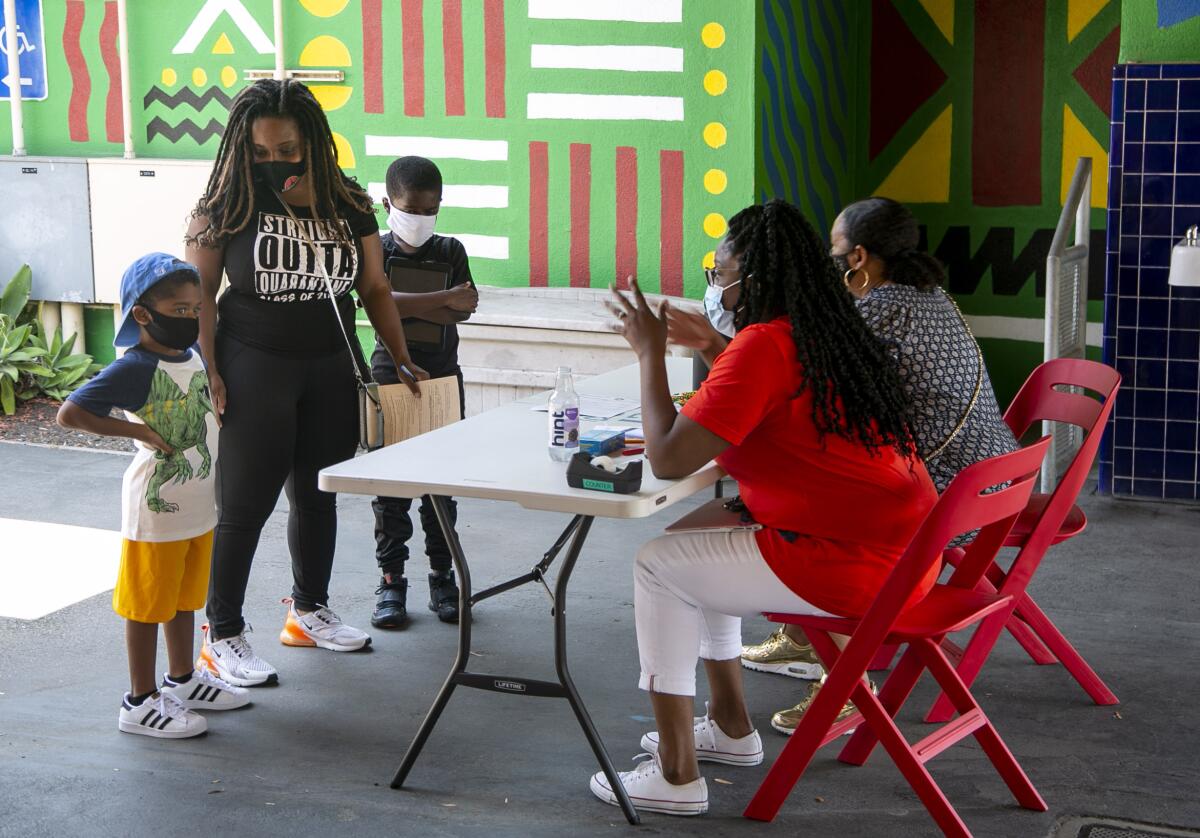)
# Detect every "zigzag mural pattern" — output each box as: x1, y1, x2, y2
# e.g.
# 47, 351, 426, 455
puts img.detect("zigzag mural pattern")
756, 0, 851, 234
143, 86, 235, 111
146, 116, 224, 144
